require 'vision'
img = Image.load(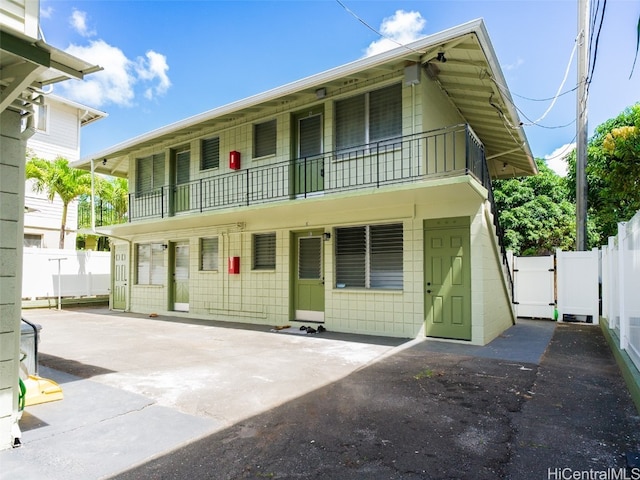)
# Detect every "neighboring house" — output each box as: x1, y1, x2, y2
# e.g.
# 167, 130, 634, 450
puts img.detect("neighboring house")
0, 0, 100, 449
24, 94, 106, 249
75, 19, 536, 345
